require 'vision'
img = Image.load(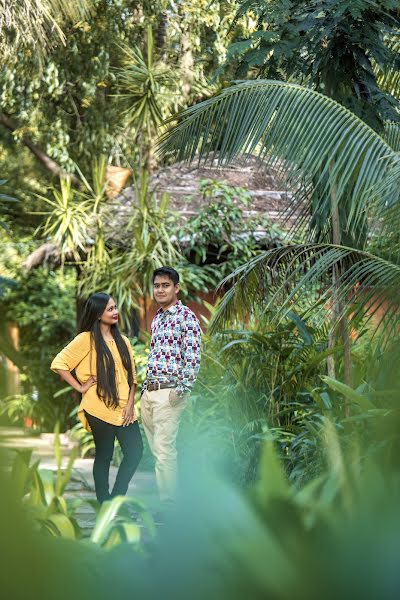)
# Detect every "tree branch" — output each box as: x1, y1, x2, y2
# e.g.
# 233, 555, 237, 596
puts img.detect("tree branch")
0, 113, 79, 184
0, 321, 25, 372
